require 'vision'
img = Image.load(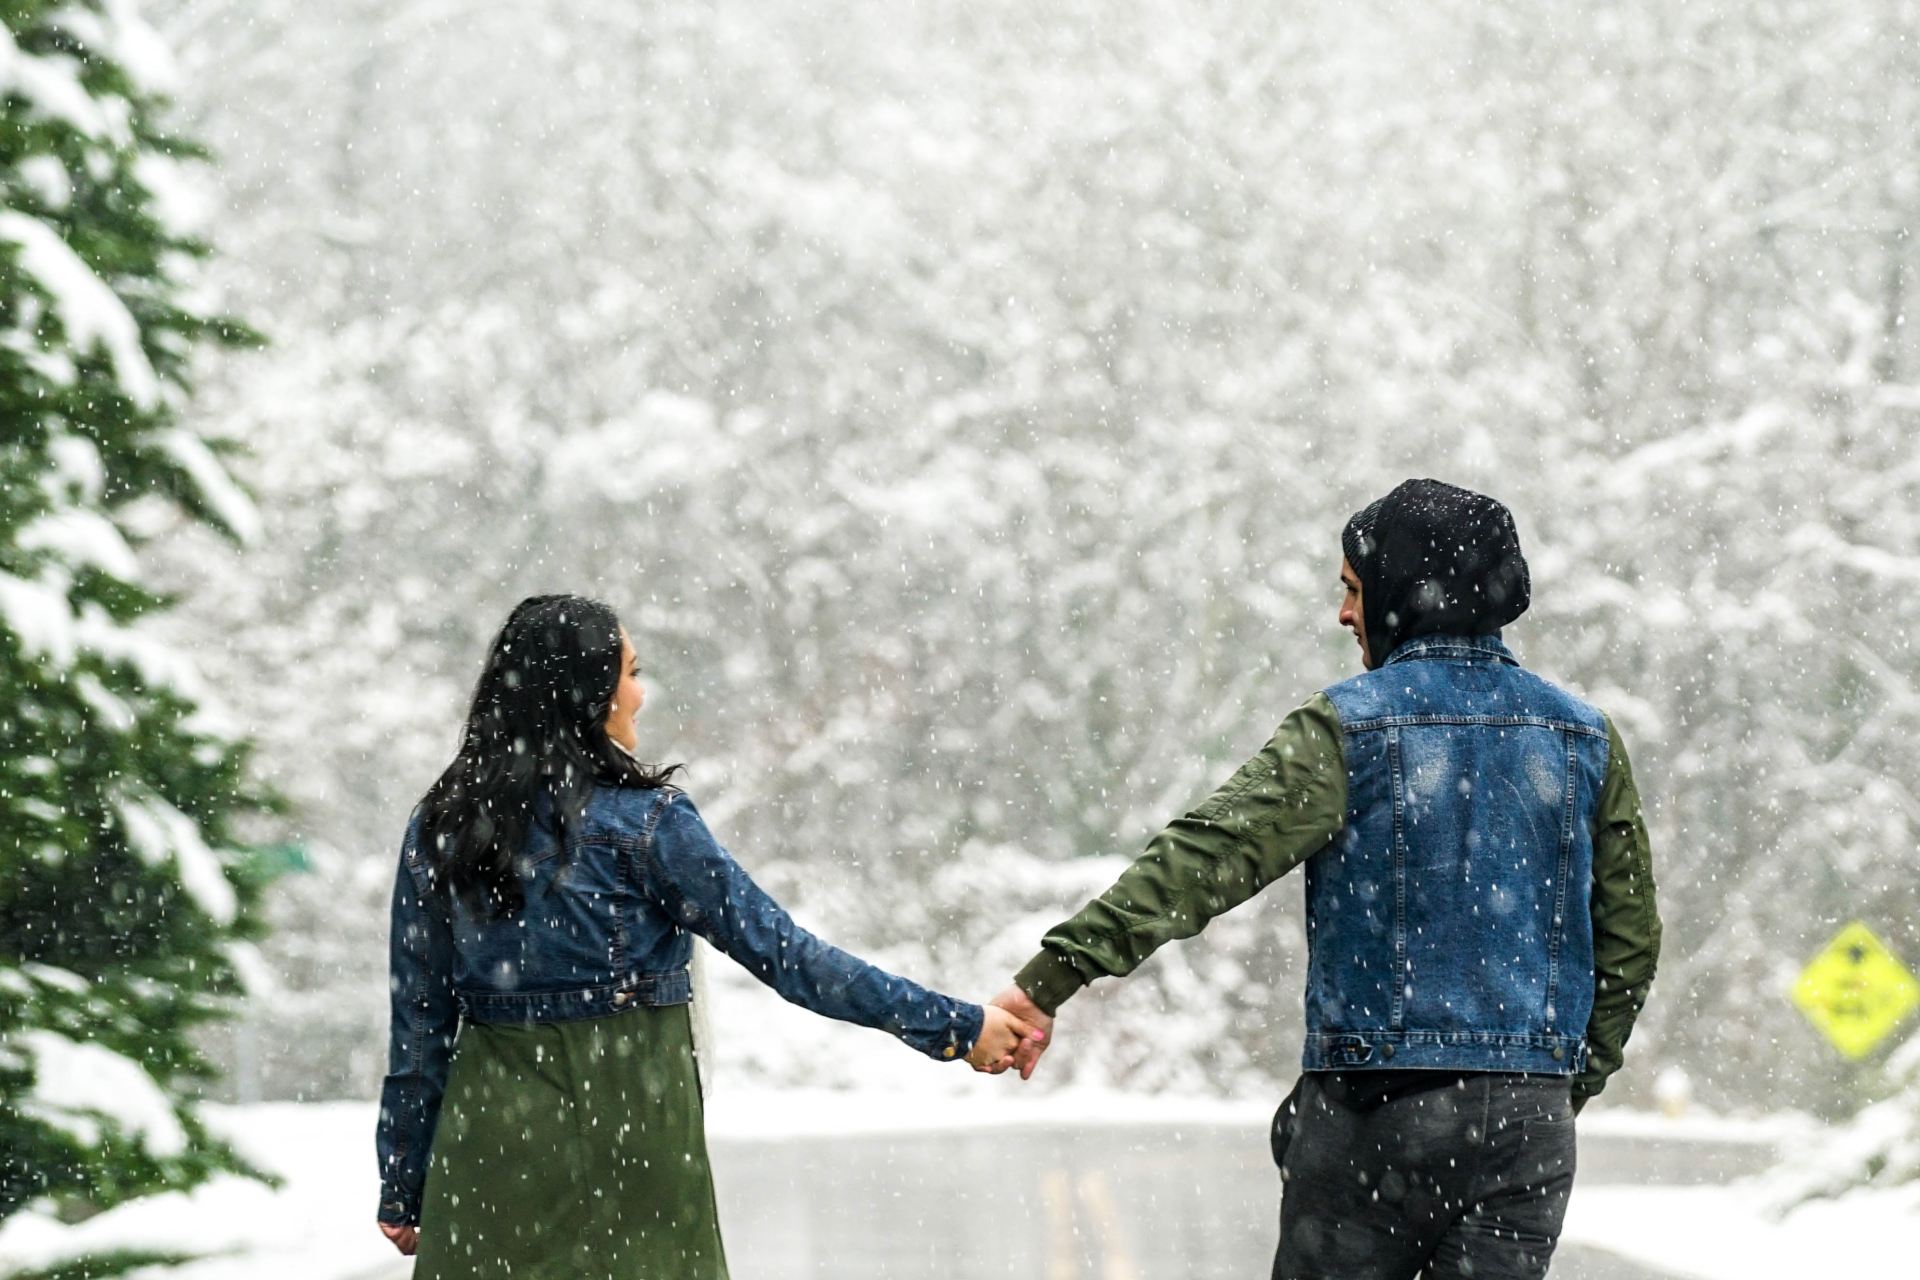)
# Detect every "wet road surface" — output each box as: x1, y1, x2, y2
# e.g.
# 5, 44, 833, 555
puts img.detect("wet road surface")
707, 1122, 1760, 1279
361, 1119, 1763, 1277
